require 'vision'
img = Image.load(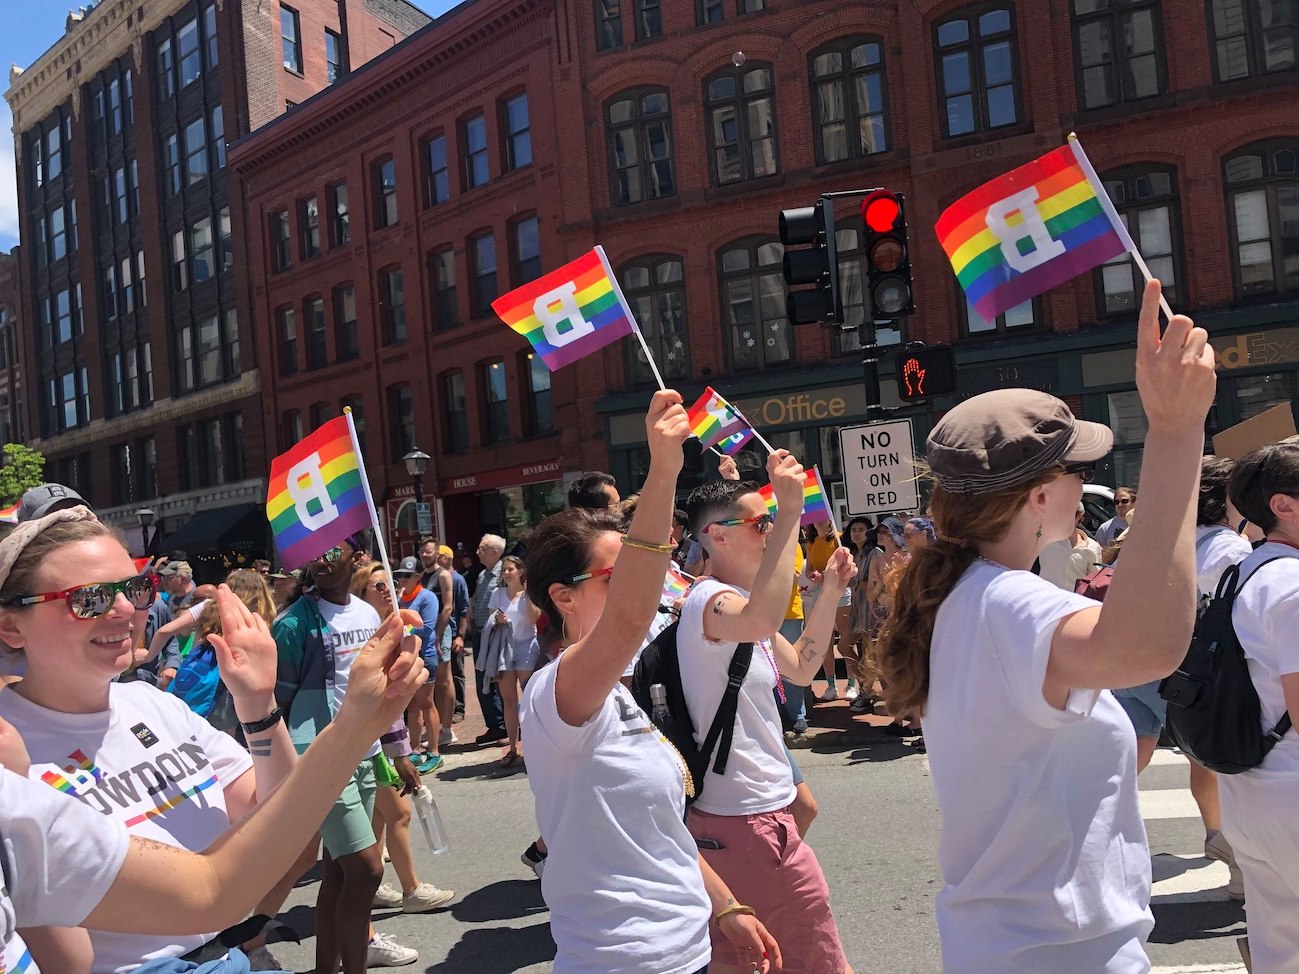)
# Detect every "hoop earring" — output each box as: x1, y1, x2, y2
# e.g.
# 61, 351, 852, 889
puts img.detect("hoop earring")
561, 616, 584, 648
